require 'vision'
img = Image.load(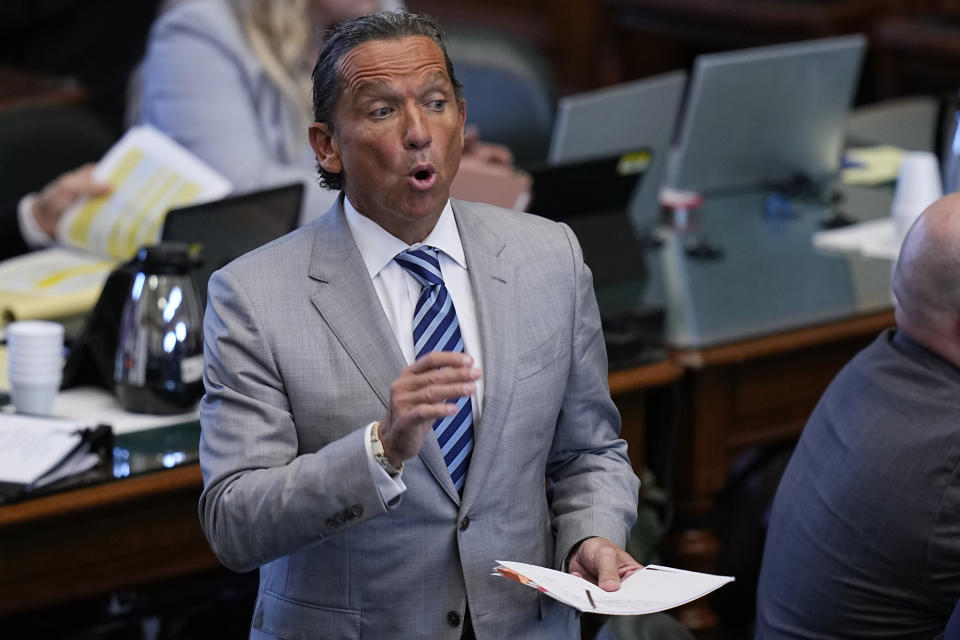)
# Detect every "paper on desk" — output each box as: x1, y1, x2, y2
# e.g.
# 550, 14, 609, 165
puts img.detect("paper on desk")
57, 125, 232, 260
1, 387, 198, 435
0, 247, 117, 323
0, 414, 98, 486
48, 386, 199, 435
841, 146, 904, 186
493, 560, 733, 615
812, 218, 900, 261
